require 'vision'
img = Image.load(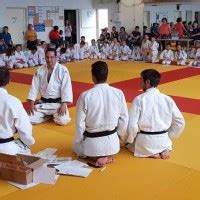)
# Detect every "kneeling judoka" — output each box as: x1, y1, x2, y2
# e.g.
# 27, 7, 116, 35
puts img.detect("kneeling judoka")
126, 69, 185, 159
73, 61, 128, 167
0, 68, 35, 155
27, 48, 73, 125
